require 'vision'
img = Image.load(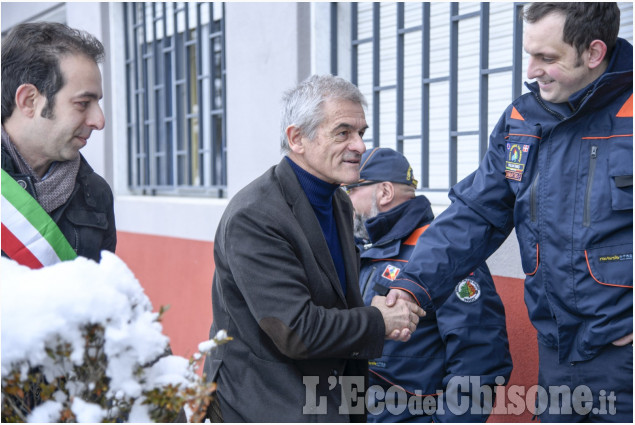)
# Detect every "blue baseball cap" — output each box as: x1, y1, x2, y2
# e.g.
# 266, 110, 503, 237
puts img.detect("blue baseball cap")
349, 147, 418, 189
